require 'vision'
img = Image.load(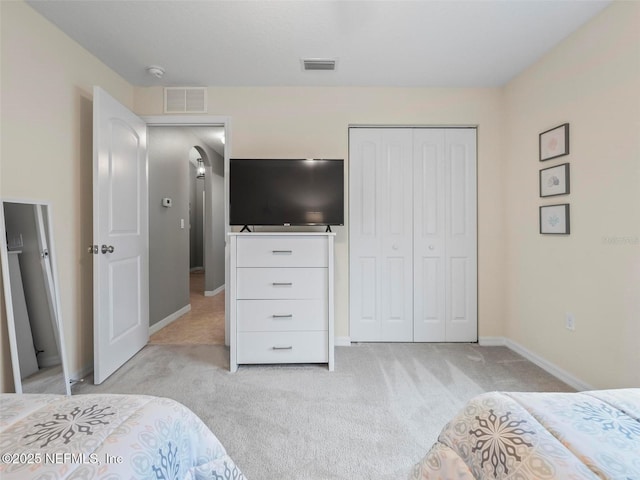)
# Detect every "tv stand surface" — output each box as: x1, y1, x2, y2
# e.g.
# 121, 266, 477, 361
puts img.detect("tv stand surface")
229, 232, 335, 372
